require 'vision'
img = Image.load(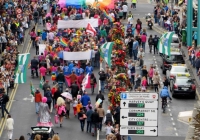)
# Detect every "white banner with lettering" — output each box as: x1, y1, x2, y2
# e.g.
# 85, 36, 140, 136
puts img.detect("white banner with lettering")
63, 50, 92, 60
39, 44, 46, 55
57, 19, 98, 29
